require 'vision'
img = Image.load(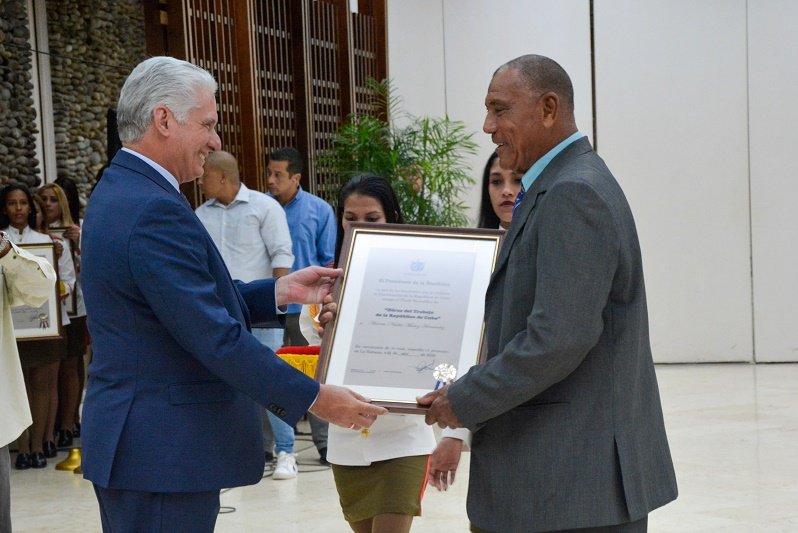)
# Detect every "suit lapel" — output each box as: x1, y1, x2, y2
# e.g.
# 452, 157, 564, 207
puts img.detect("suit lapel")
112, 150, 252, 328
490, 137, 595, 277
